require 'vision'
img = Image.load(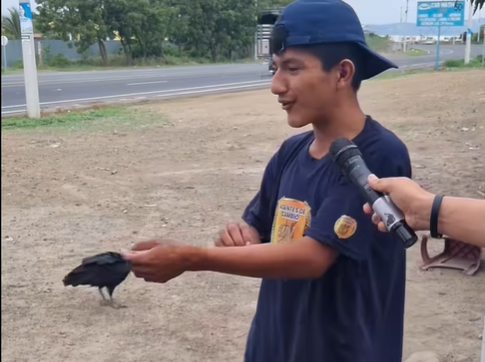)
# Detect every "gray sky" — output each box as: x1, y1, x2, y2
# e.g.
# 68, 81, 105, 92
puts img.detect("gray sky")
1, 0, 483, 24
